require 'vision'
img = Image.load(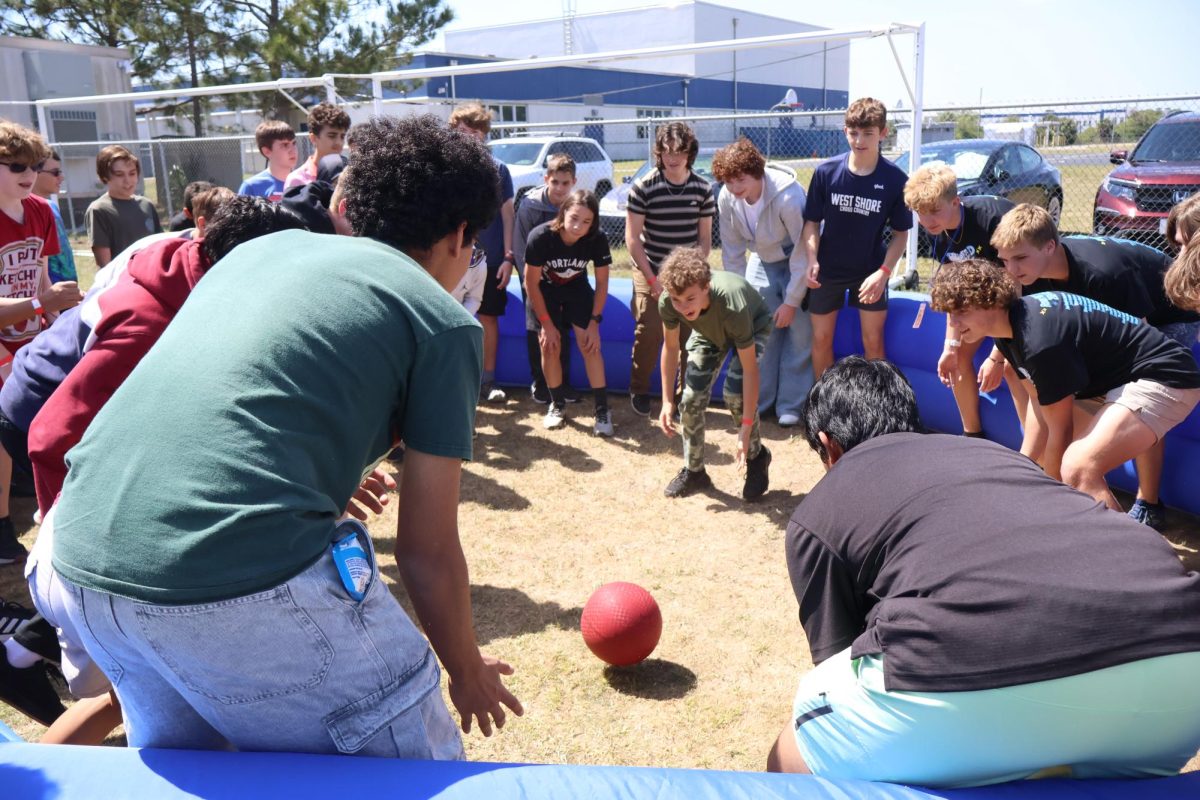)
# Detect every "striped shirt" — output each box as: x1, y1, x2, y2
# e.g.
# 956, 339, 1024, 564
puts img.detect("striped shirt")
626, 169, 716, 273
